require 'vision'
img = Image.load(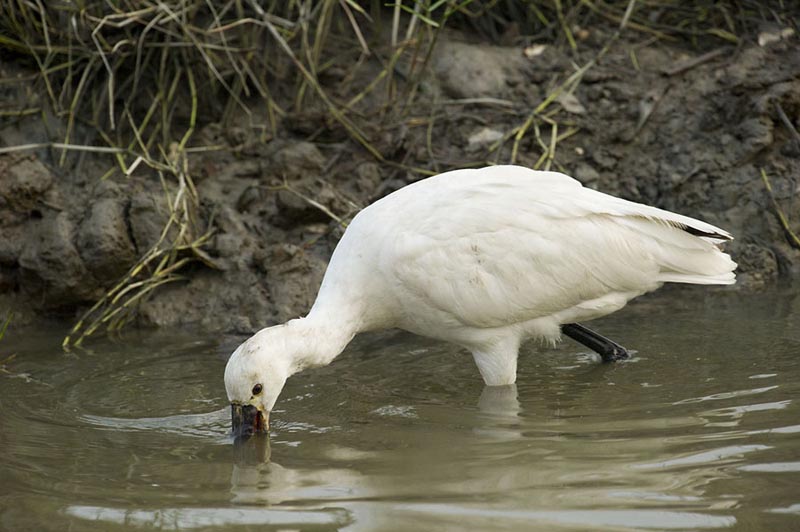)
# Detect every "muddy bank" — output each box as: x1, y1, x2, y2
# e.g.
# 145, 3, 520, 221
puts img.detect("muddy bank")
1, 26, 799, 335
